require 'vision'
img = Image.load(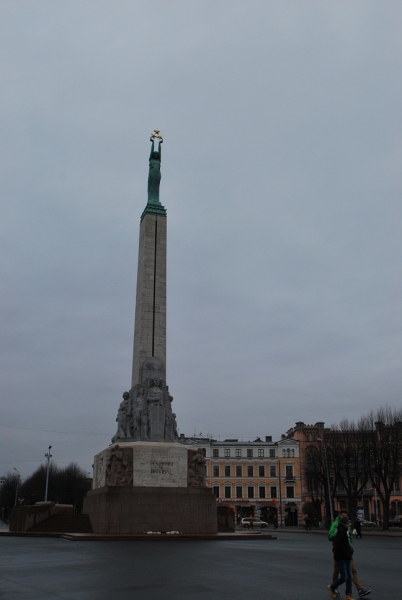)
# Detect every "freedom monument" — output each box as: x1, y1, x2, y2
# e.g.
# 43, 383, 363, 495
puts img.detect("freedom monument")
84, 132, 217, 534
